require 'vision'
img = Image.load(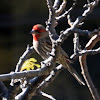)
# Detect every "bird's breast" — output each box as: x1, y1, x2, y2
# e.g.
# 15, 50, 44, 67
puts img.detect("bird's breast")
33, 39, 52, 60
